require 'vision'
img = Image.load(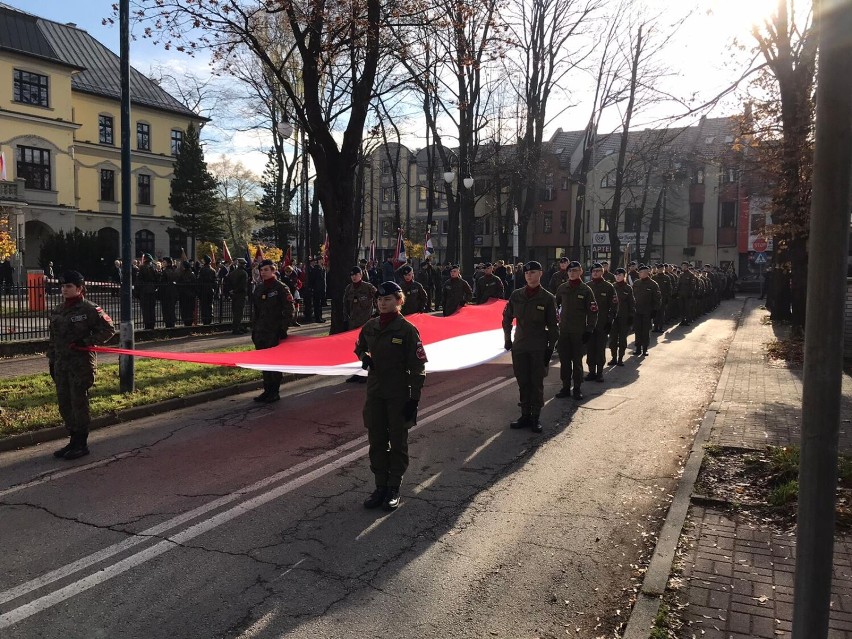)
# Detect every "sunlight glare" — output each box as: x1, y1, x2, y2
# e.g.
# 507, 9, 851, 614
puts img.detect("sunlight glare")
706, 0, 780, 31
